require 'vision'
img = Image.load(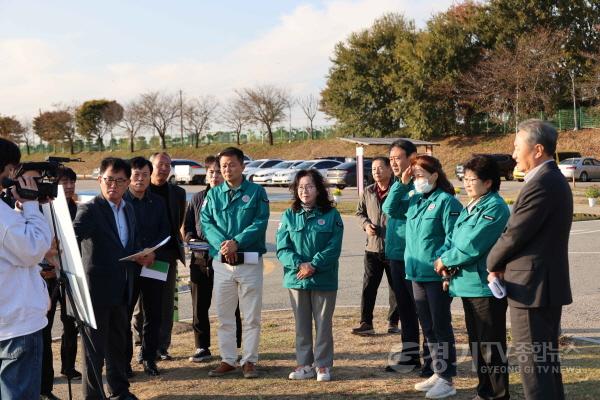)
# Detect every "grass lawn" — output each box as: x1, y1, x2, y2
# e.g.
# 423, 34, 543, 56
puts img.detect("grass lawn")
50, 308, 600, 399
